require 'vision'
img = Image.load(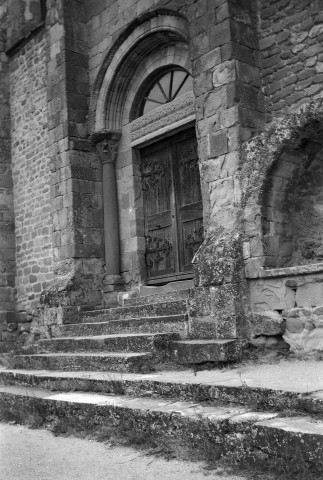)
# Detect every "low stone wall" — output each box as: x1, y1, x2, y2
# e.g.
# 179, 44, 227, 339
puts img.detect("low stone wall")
248, 267, 323, 354
283, 305, 323, 354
